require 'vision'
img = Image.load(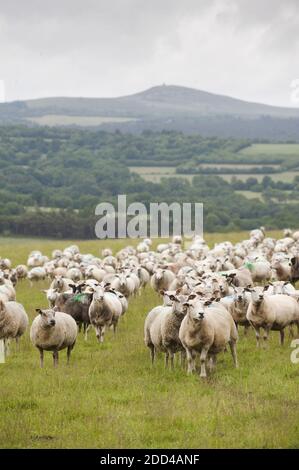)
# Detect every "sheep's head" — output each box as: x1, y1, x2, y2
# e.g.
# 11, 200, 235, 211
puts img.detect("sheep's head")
36, 308, 56, 328
245, 285, 269, 304
93, 287, 105, 303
